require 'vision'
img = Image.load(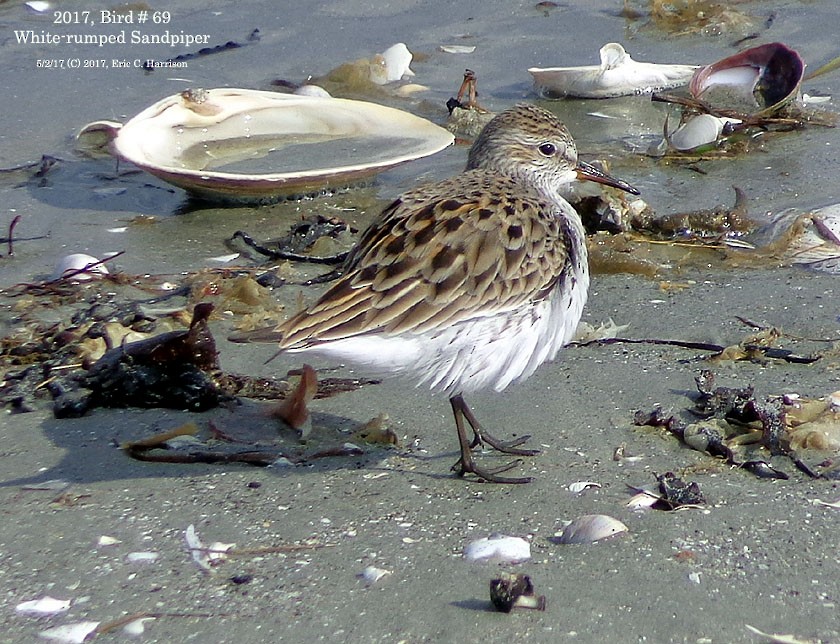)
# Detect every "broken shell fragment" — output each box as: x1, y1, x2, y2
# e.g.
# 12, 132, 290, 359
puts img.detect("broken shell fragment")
37, 621, 100, 644
185, 524, 235, 571
568, 480, 601, 494
15, 596, 71, 616
489, 572, 546, 613
357, 565, 392, 585
529, 42, 697, 99
783, 204, 840, 273
440, 44, 476, 54
369, 43, 415, 85
463, 534, 531, 564
77, 88, 454, 204
122, 617, 156, 636
554, 514, 628, 544
689, 42, 805, 116
125, 551, 160, 564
